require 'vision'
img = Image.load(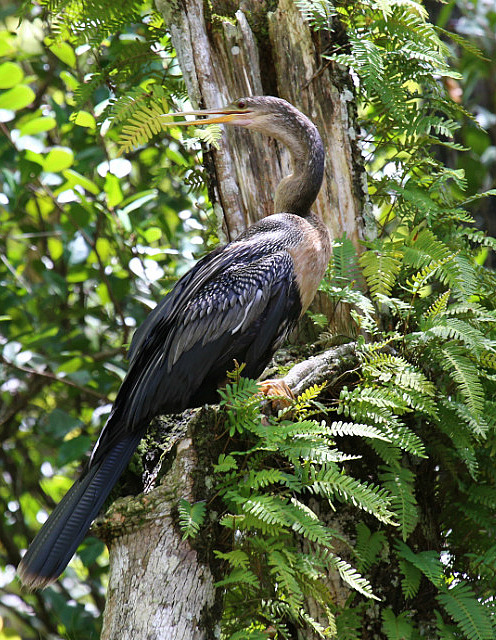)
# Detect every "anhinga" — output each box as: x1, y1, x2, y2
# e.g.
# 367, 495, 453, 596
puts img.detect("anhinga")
18, 96, 331, 589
